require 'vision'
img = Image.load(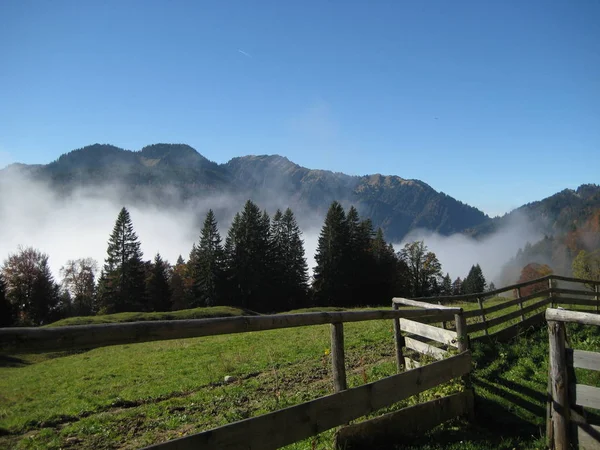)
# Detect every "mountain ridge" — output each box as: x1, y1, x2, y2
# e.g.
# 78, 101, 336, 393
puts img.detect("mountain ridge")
3, 143, 598, 244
